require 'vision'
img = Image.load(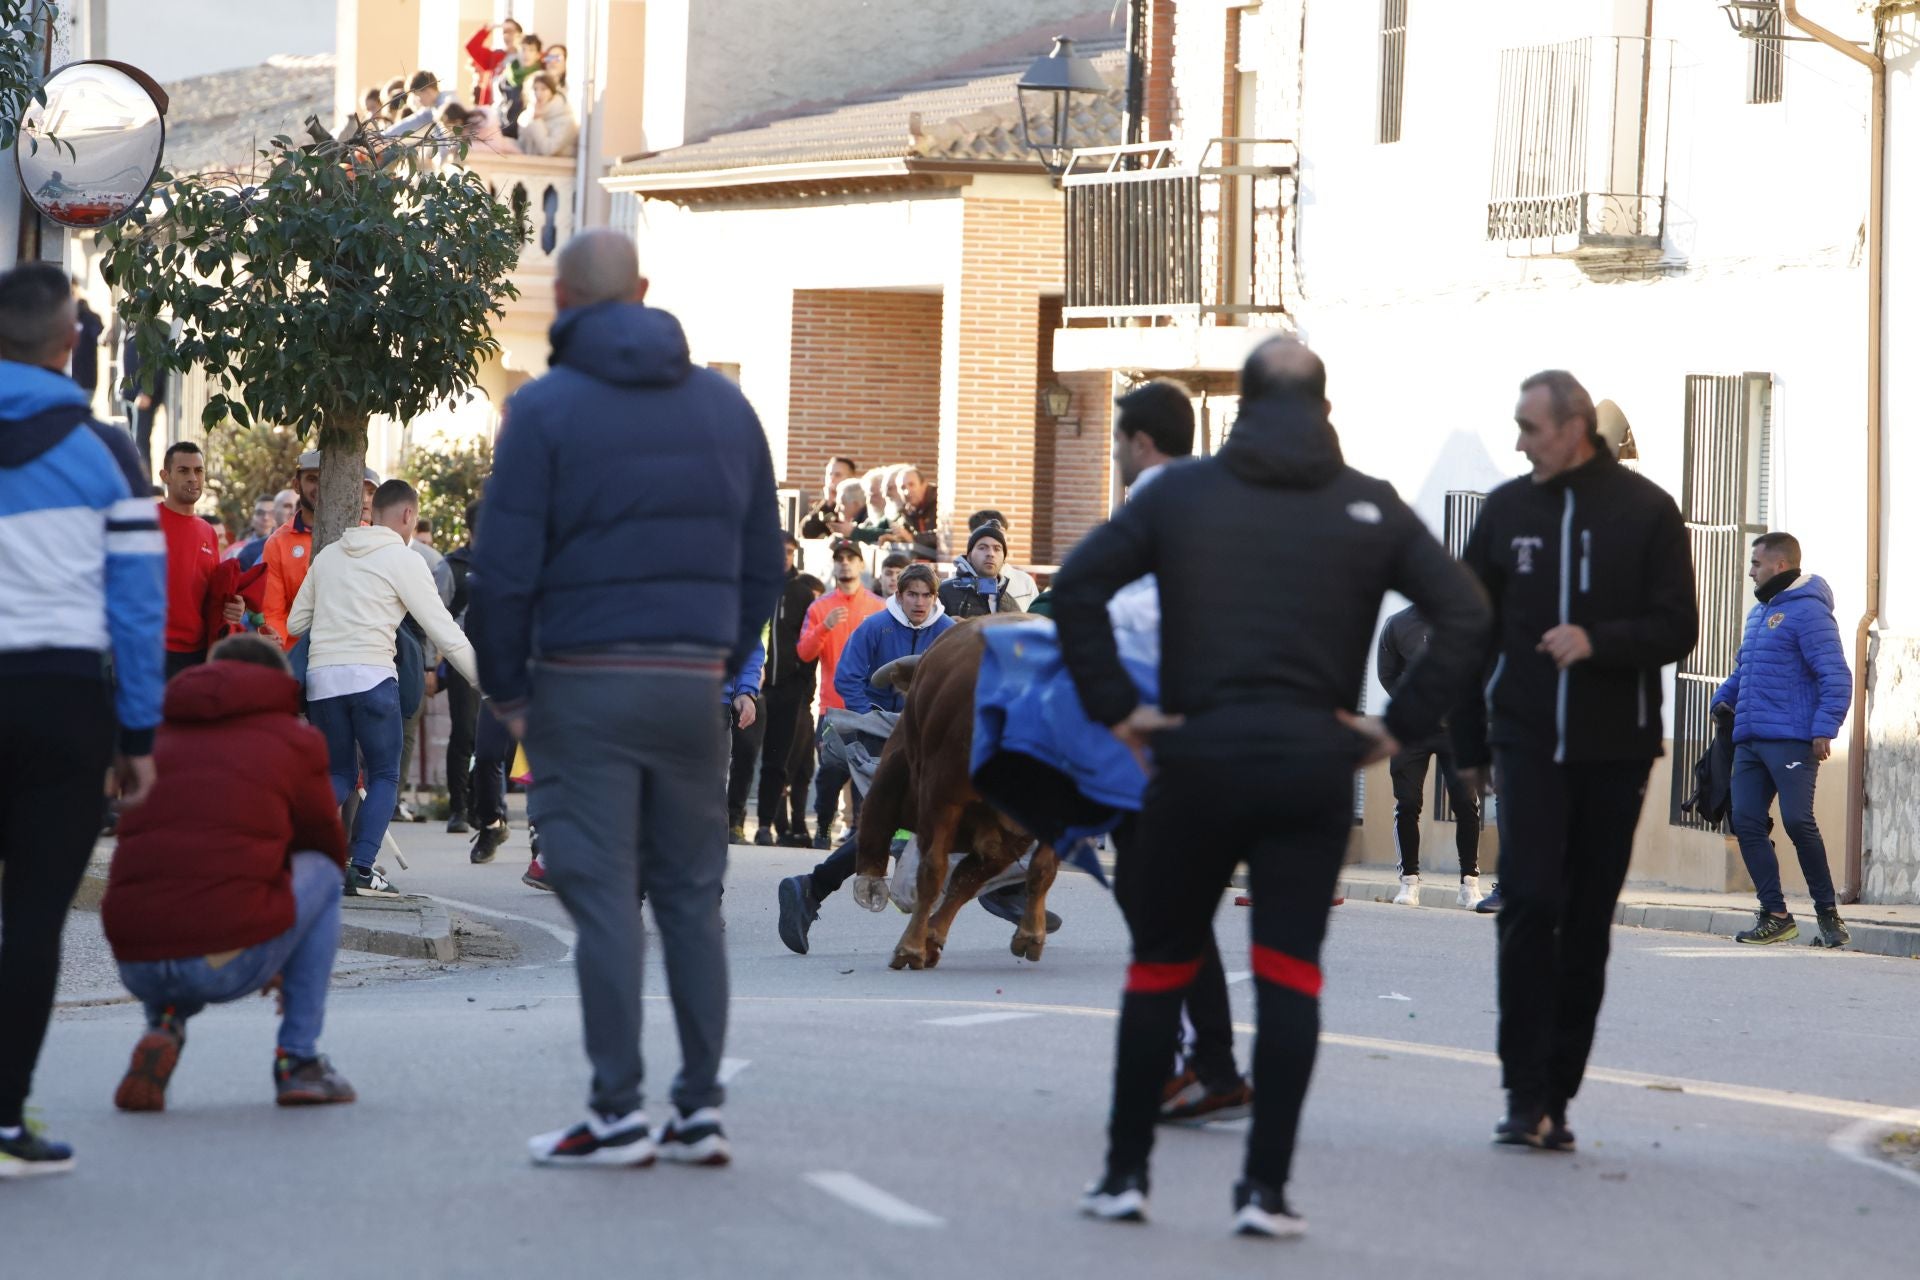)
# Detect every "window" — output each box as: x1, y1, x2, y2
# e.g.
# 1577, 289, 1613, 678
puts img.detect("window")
1379, 0, 1408, 144
1747, 6, 1783, 105
1671, 373, 1773, 829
